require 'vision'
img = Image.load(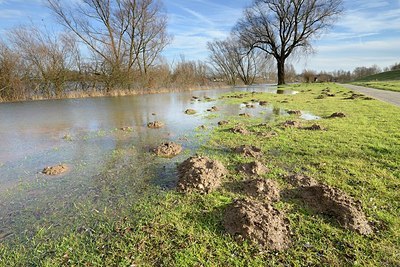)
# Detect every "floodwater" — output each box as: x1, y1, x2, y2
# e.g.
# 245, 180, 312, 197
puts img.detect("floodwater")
0, 85, 299, 244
